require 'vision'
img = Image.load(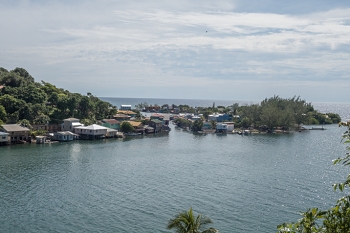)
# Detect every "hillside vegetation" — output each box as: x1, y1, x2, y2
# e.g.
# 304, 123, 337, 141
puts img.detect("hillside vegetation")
0, 67, 117, 126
